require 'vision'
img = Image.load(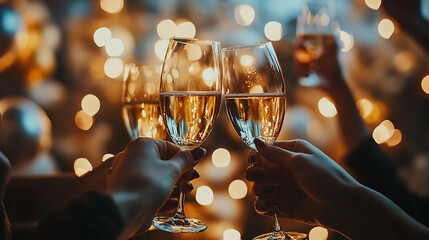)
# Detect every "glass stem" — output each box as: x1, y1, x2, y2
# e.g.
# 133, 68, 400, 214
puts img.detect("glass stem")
174, 191, 186, 219
273, 212, 282, 232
